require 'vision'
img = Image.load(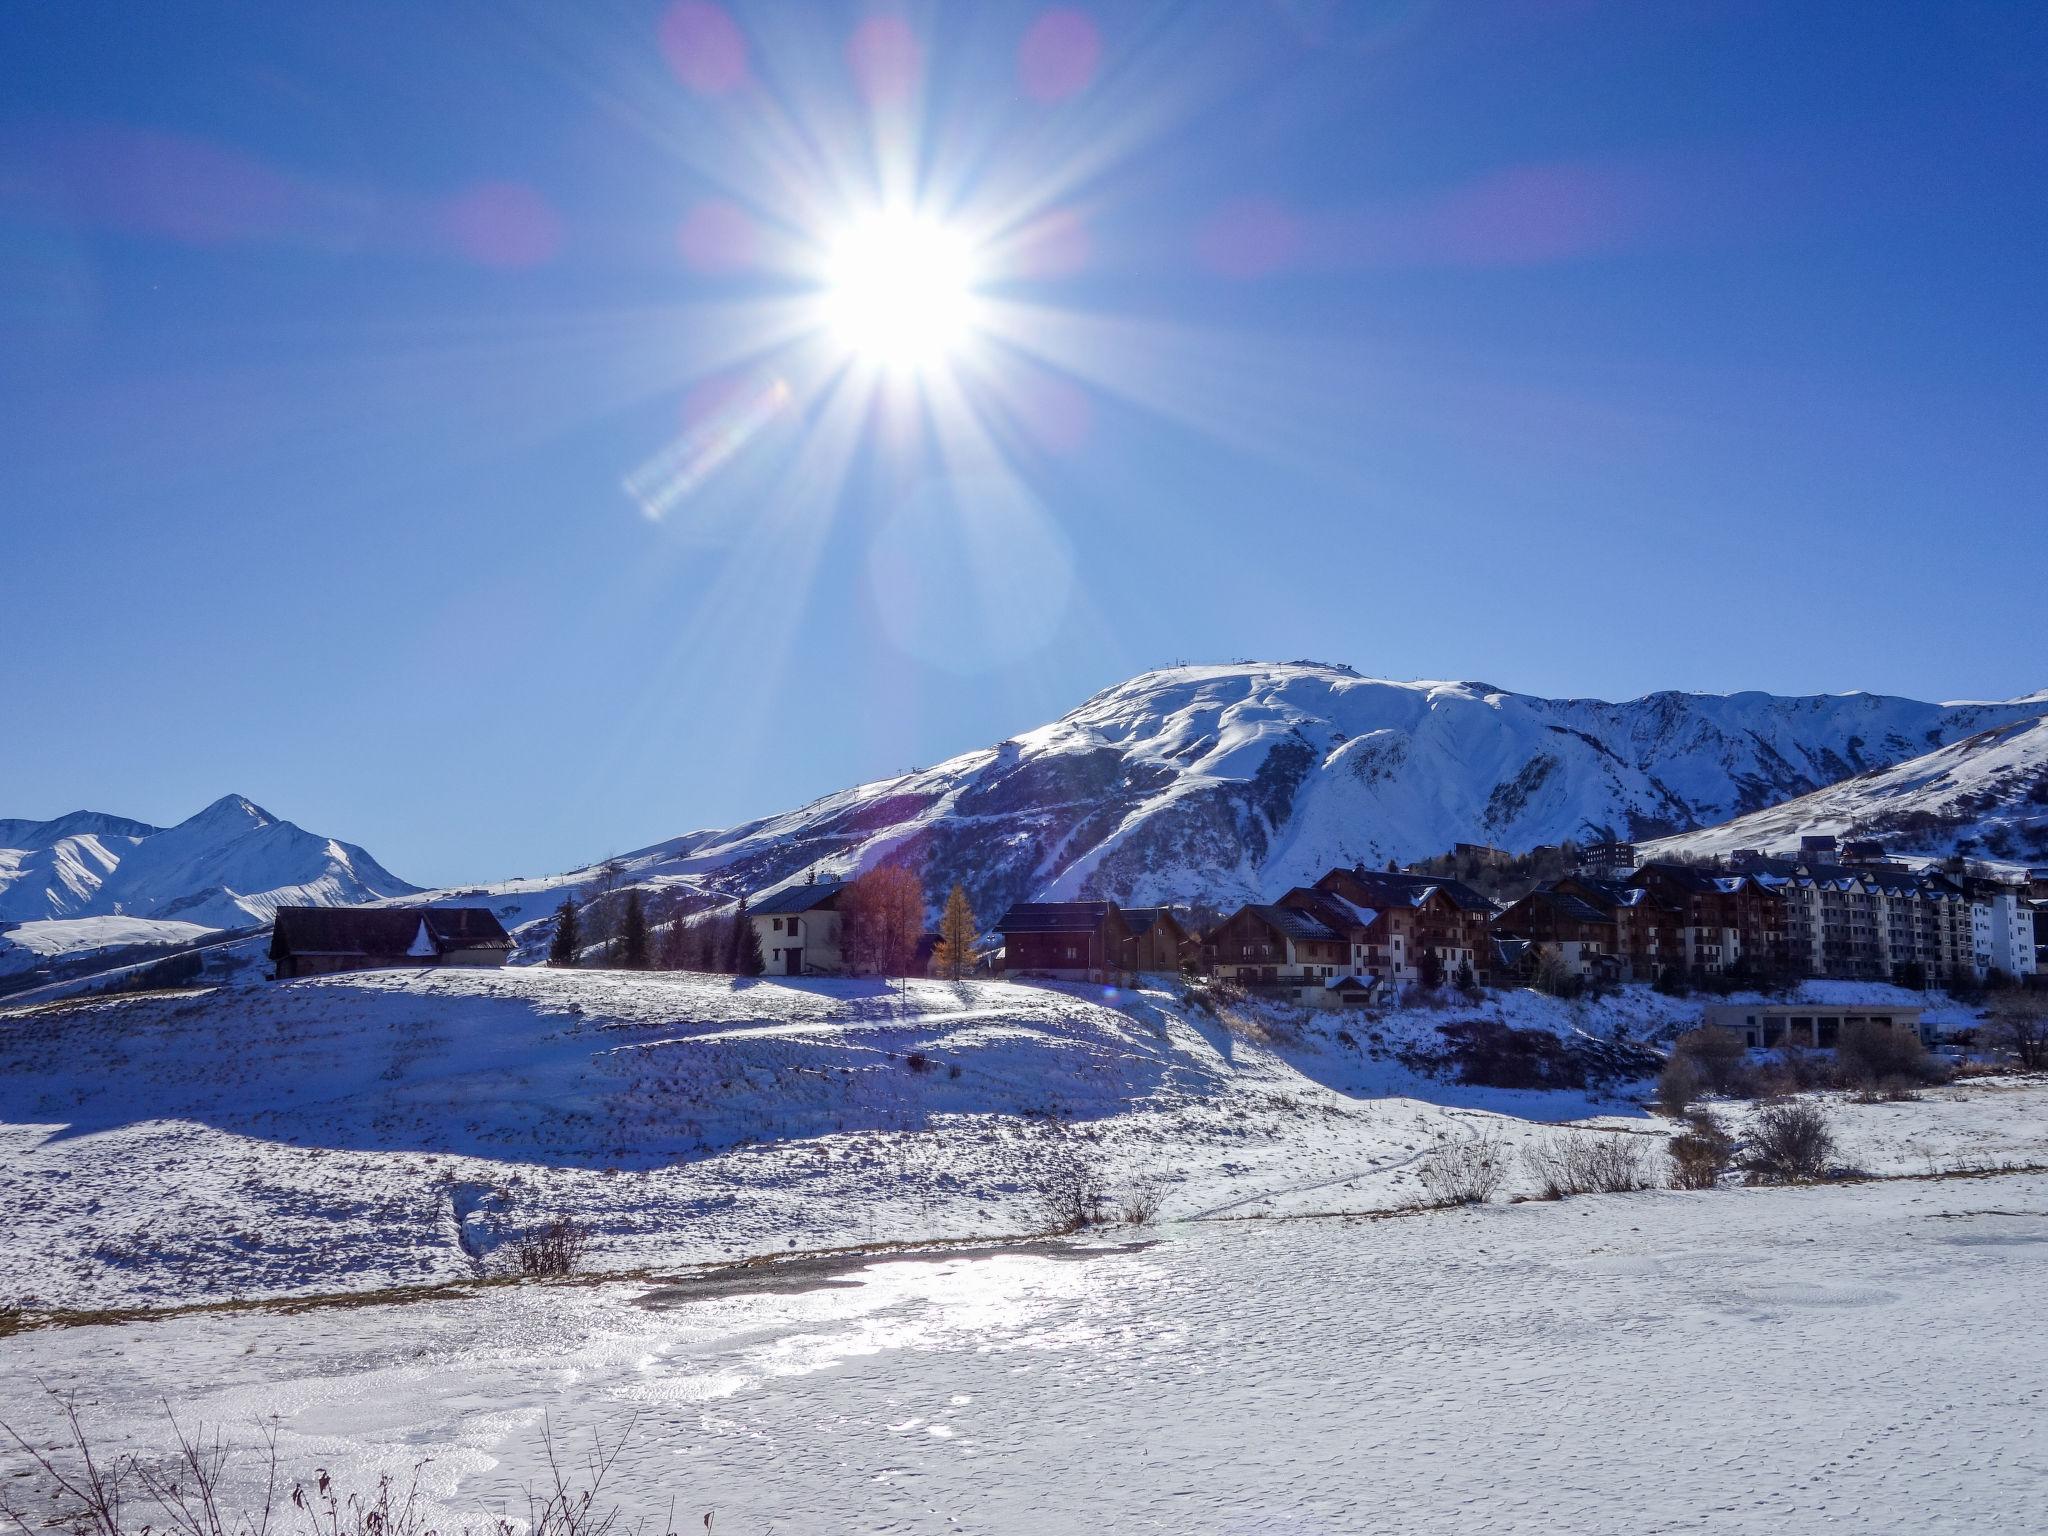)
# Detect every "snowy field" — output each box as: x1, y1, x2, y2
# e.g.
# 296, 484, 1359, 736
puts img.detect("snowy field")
0, 969, 2026, 1311
3, 968, 2045, 1529
4, 1173, 2045, 1533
